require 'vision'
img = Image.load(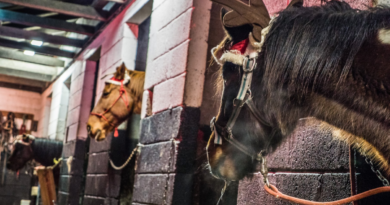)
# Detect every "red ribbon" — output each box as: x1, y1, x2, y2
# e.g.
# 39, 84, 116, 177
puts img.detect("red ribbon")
230, 38, 249, 54
110, 77, 123, 82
